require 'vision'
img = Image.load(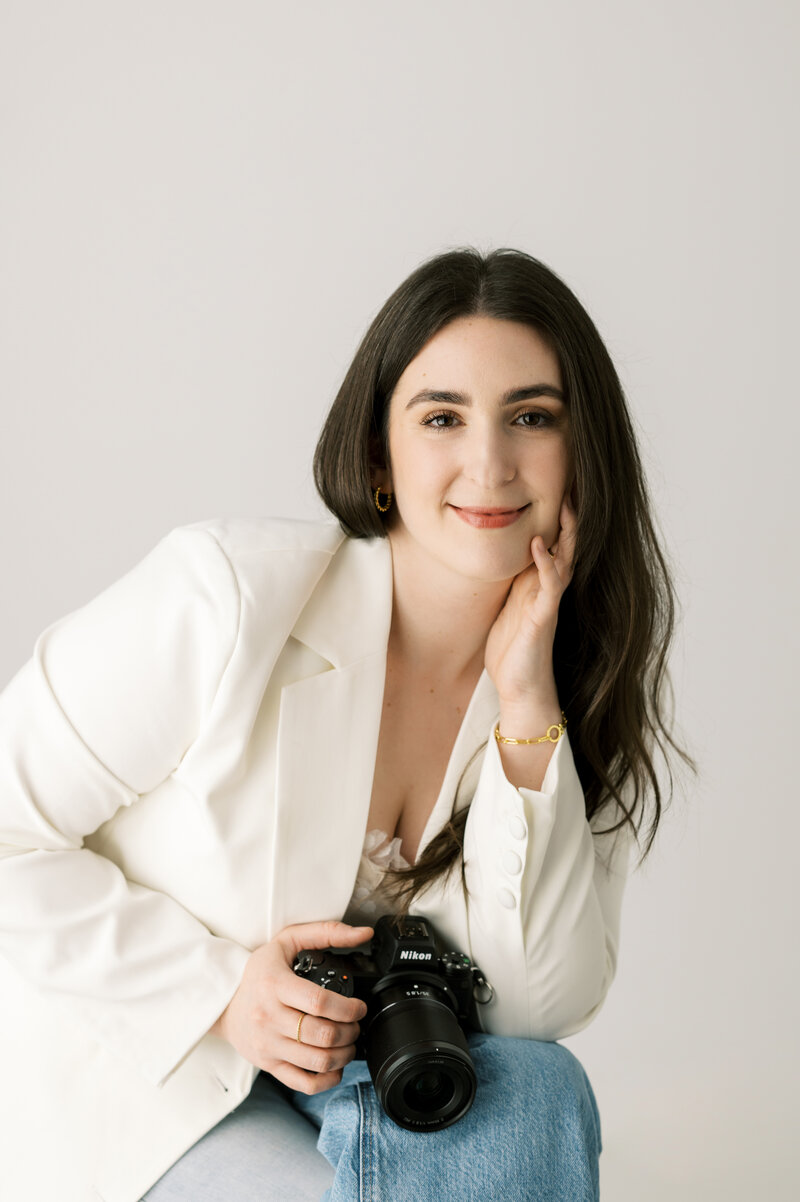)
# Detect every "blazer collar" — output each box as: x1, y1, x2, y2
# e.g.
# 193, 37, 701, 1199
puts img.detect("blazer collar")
291, 534, 393, 668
